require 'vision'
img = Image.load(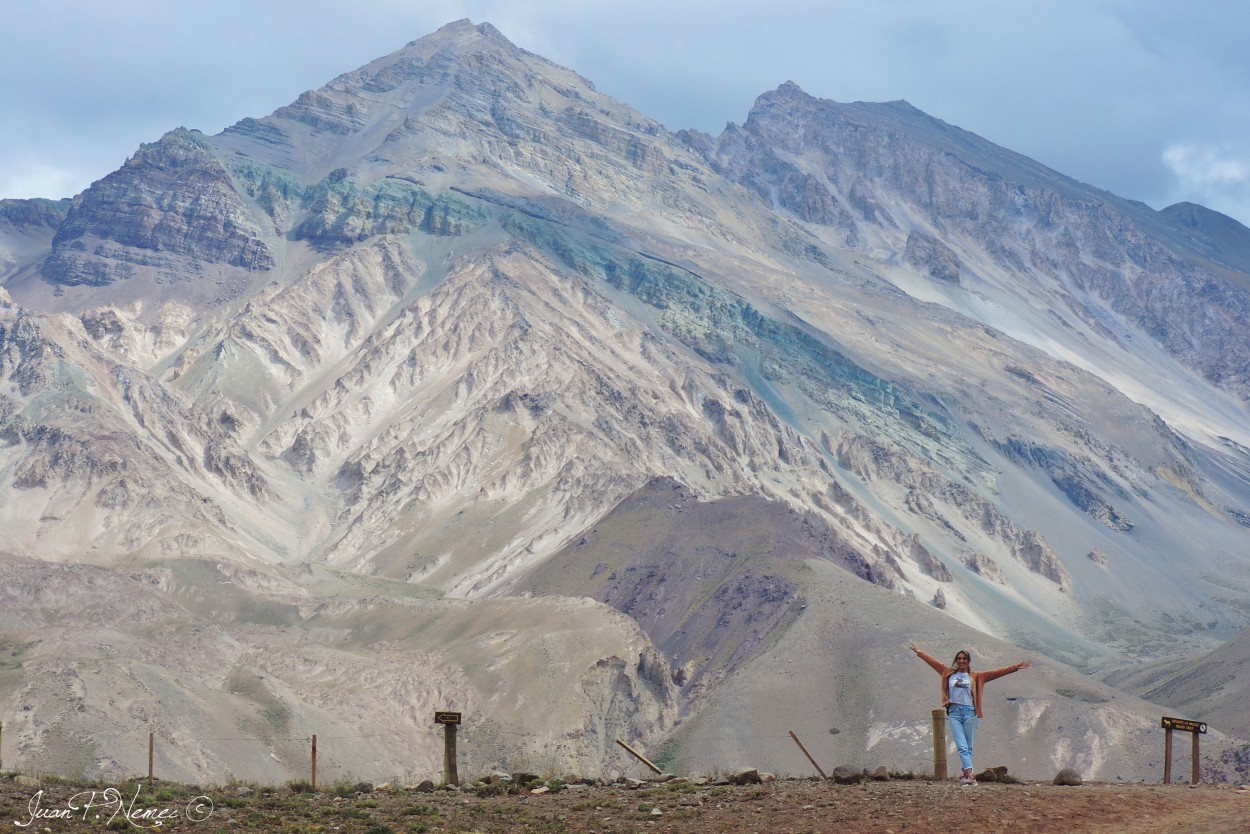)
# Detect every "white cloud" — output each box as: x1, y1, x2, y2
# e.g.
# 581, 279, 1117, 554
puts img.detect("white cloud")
1162, 143, 1250, 225
0, 158, 93, 203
